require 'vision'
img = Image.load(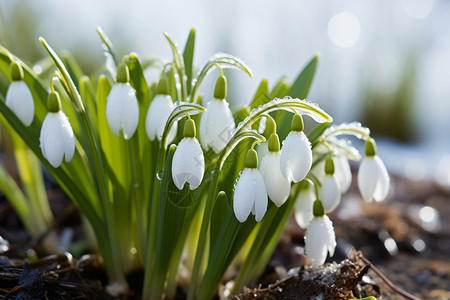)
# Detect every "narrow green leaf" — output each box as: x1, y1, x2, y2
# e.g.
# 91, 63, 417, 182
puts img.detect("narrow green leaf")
250, 79, 270, 110
164, 32, 188, 101
210, 191, 230, 251
289, 55, 318, 99
269, 77, 290, 99
183, 28, 196, 95
60, 50, 84, 89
